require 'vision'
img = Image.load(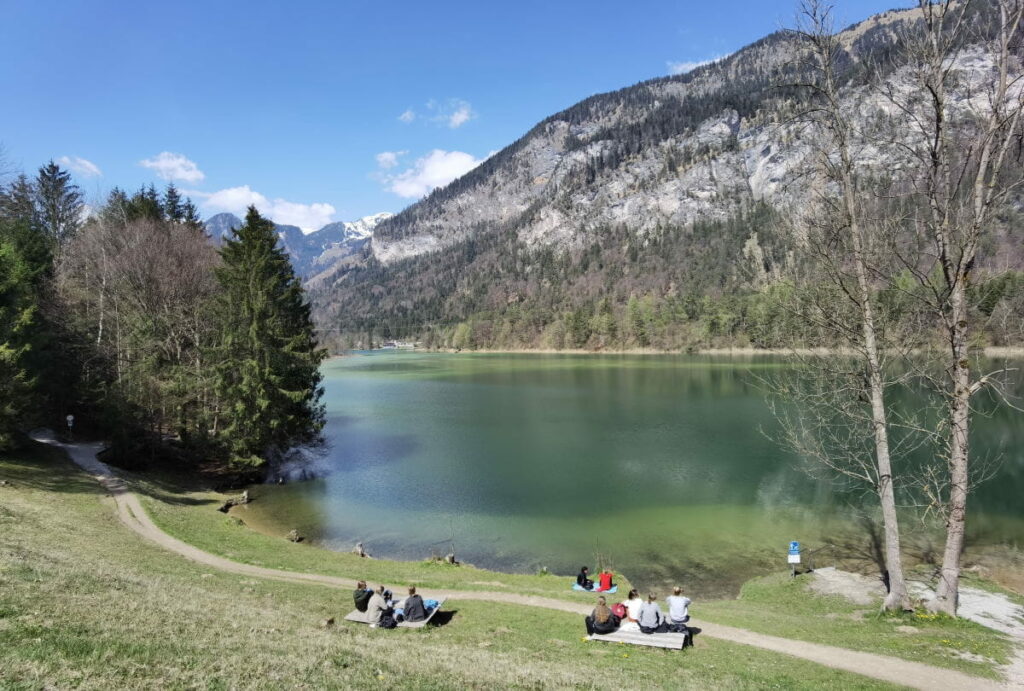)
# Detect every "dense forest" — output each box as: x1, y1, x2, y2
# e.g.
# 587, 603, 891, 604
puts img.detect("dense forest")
0, 162, 324, 475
